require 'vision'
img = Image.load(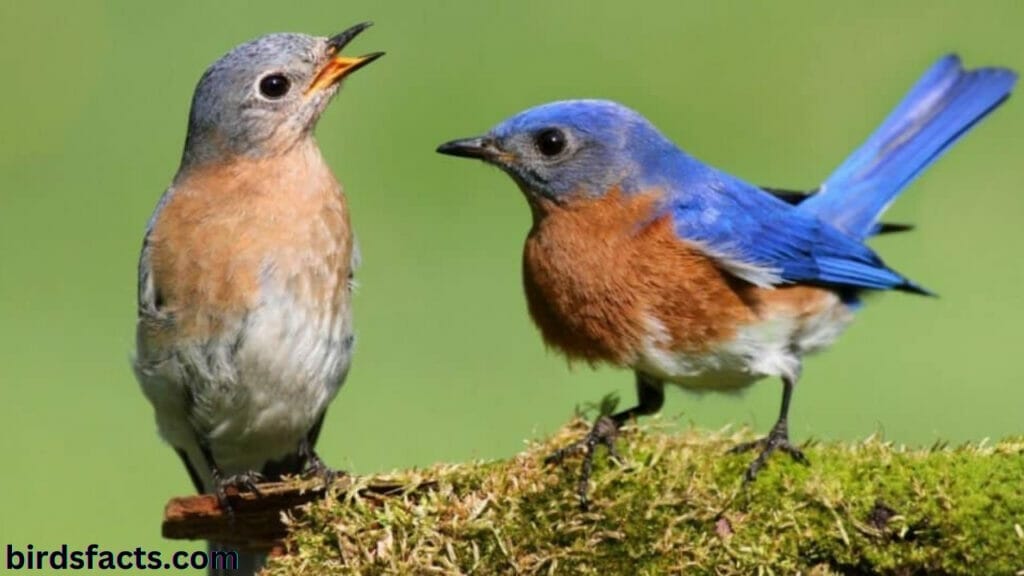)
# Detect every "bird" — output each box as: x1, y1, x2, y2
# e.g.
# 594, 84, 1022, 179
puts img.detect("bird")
437, 55, 1016, 508
132, 23, 382, 573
